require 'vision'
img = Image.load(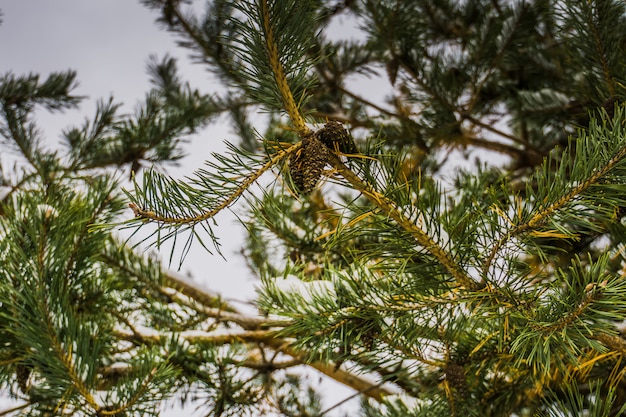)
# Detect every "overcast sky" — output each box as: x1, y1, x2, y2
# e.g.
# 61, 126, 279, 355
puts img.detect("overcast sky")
0, 1, 358, 415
